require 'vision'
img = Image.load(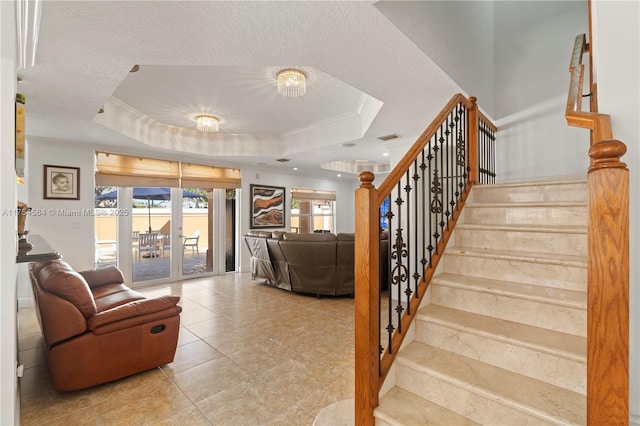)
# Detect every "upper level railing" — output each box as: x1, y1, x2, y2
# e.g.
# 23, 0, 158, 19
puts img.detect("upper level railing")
354, 94, 496, 424
564, 33, 629, 425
